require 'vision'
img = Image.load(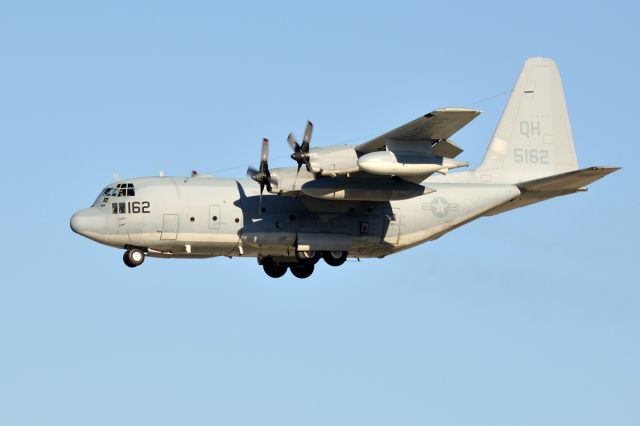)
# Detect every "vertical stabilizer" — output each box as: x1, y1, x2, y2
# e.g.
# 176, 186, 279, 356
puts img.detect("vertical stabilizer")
477, 57, 578, 182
